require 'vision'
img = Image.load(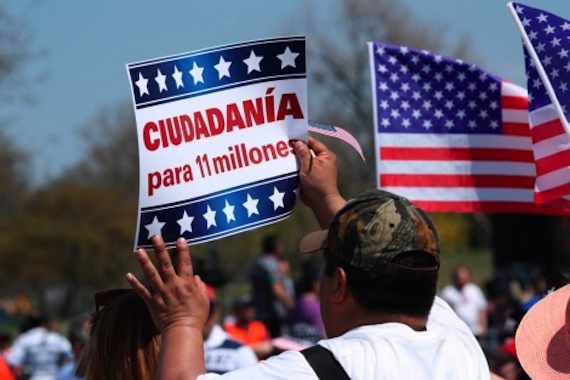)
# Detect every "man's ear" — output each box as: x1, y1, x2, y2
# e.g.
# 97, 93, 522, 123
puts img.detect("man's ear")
329, 266, 350, 304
